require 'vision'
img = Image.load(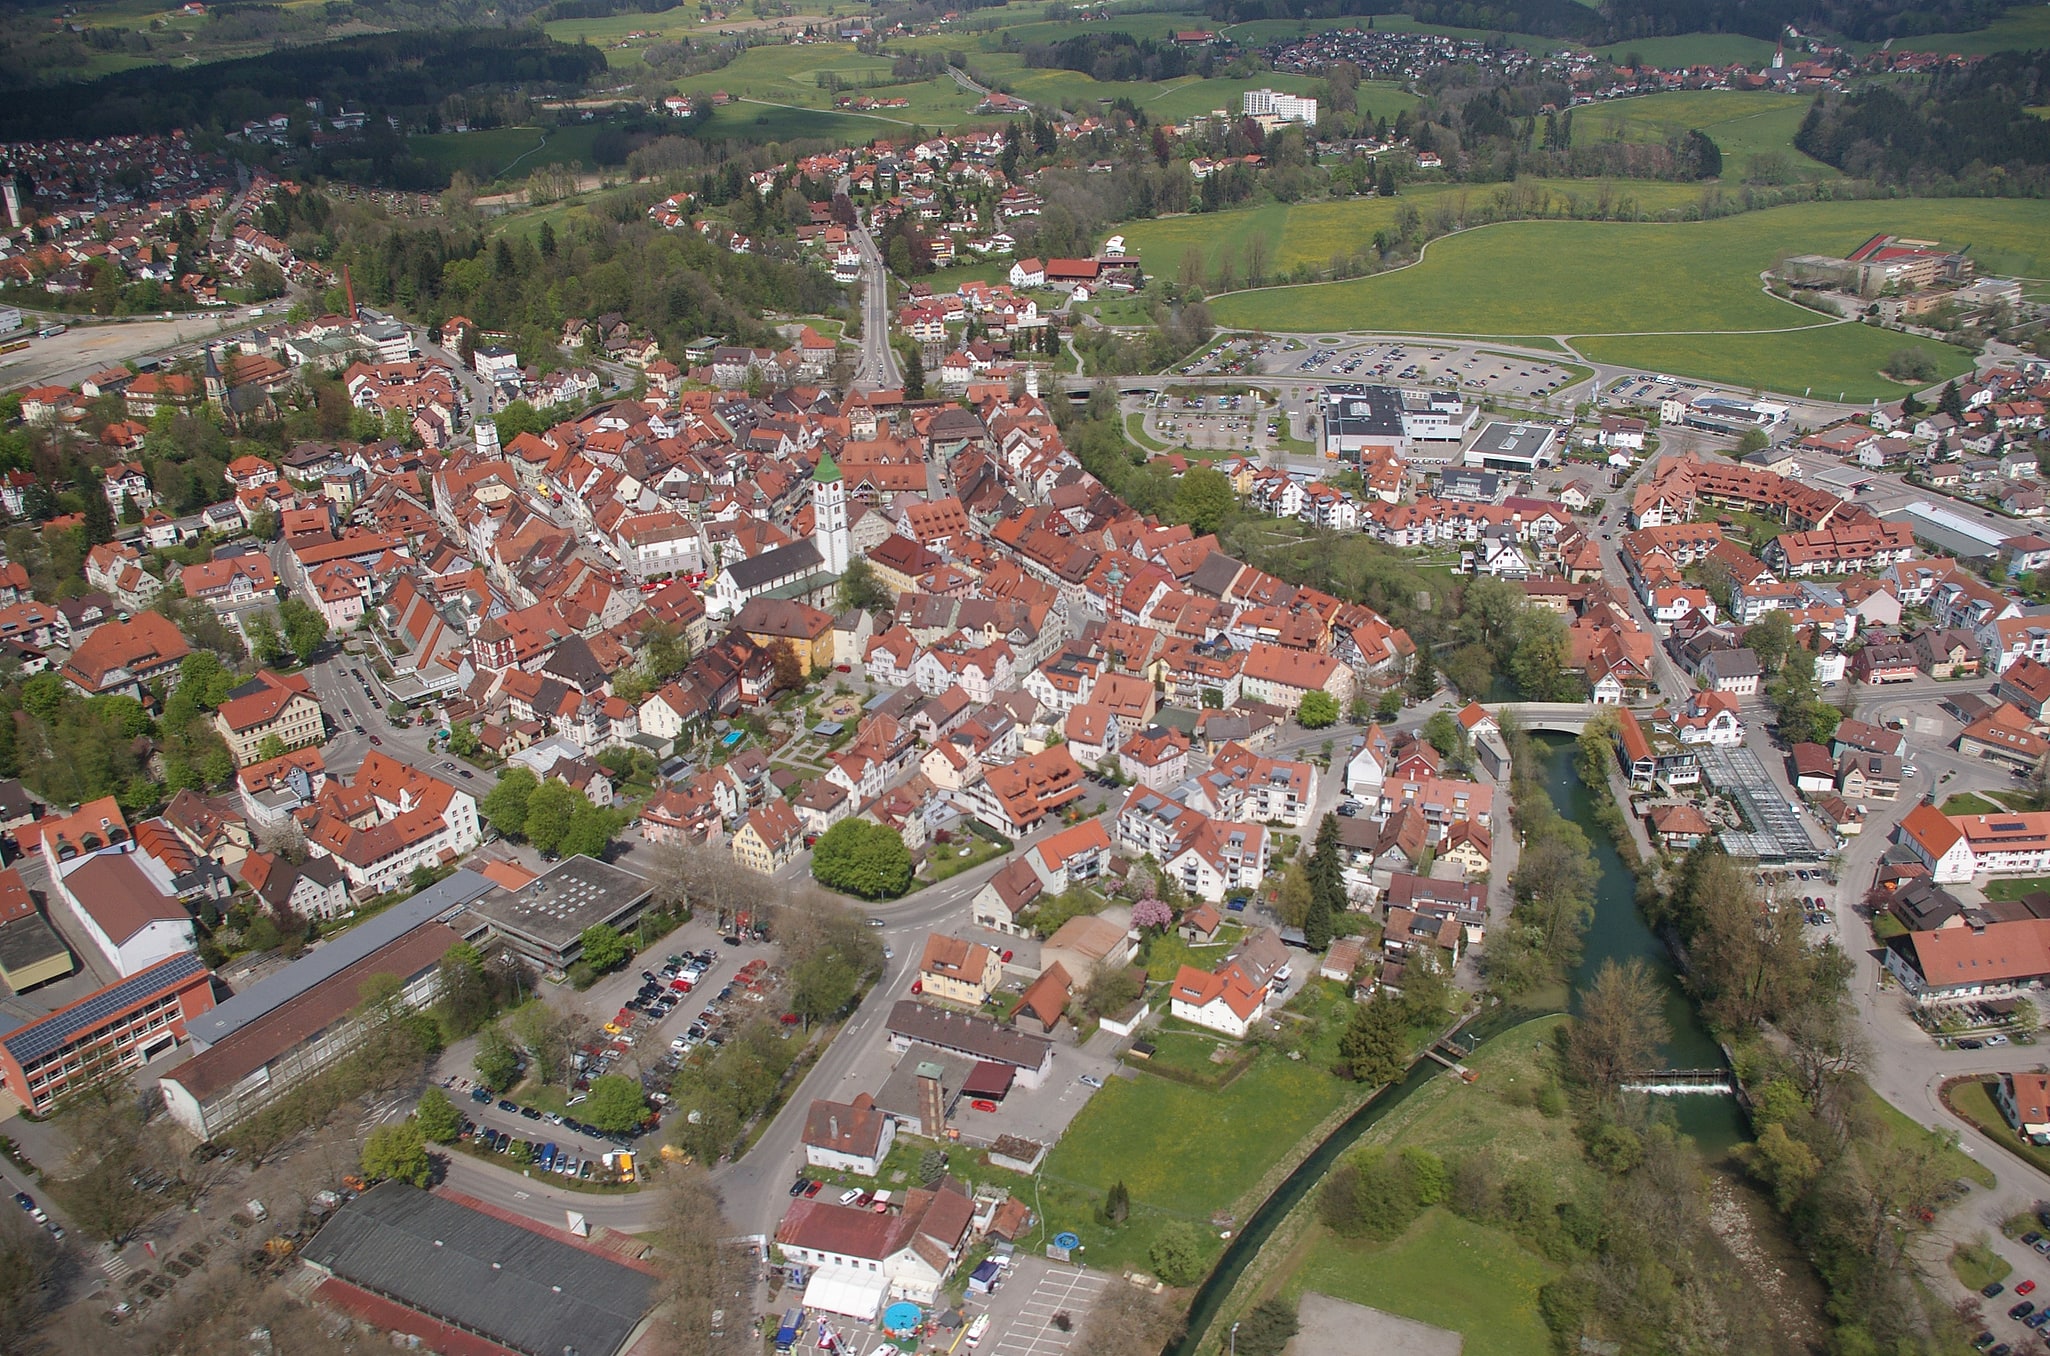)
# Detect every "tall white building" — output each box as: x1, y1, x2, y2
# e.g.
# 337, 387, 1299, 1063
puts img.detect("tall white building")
1241, 87, 1317, 127
814, 449, 850, 575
